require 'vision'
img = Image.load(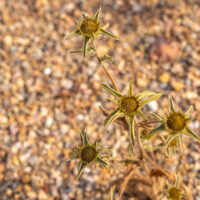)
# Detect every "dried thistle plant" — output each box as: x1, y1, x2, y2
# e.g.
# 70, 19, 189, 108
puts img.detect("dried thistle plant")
66, 7, 200, 199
